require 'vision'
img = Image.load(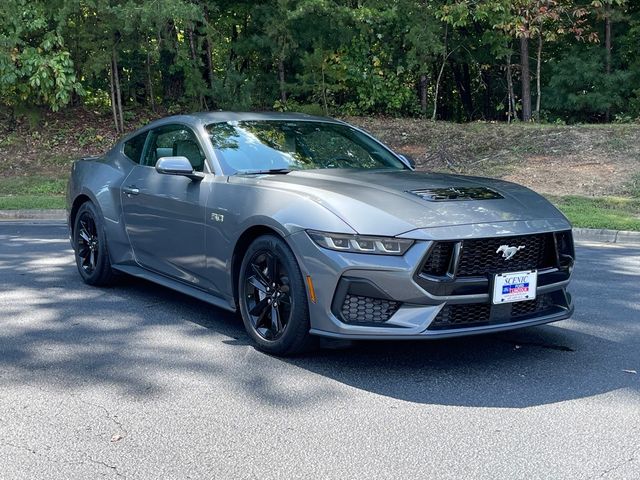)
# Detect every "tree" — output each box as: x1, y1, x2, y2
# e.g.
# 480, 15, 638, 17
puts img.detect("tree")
0, 0, 82, 122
